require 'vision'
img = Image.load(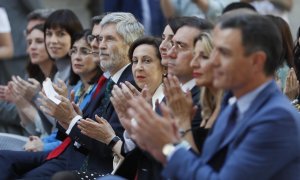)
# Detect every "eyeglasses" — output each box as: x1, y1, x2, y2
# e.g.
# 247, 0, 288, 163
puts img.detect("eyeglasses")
68, 47, 93, 56
87, 34, 102, 44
